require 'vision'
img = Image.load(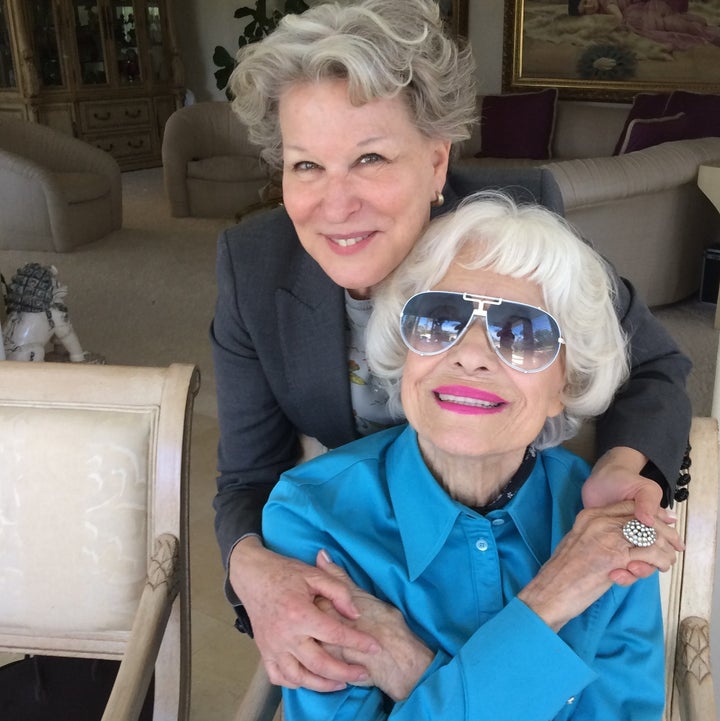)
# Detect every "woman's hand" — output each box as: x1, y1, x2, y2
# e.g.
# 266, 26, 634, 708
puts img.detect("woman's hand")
518, 500, 683, 632
582, 446, 682, 584
314, 551, 434, 701
228, 537, 381, 691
